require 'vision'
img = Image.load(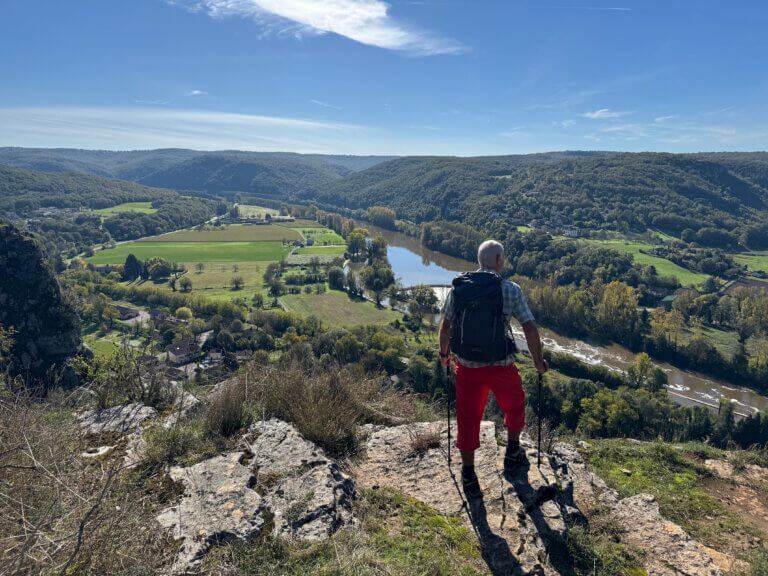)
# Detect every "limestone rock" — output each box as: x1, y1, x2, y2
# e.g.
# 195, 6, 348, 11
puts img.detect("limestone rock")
156, 419, 355, 573
613, 494, 723, 576
551, 443, 725, 576
247, 419, 355, 540
78, 403, 157, 436
355, 420, 568, 575
156, 452, 263, 574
